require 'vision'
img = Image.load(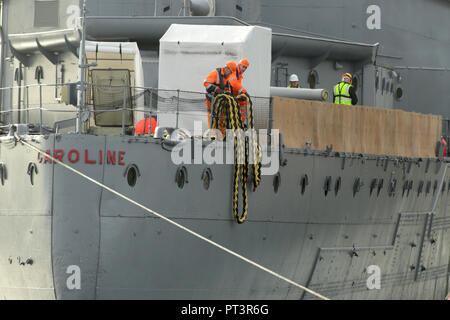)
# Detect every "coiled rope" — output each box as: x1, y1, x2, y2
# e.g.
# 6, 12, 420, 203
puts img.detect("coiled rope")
13, 131, 329, 300
211, 93, 261, 223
